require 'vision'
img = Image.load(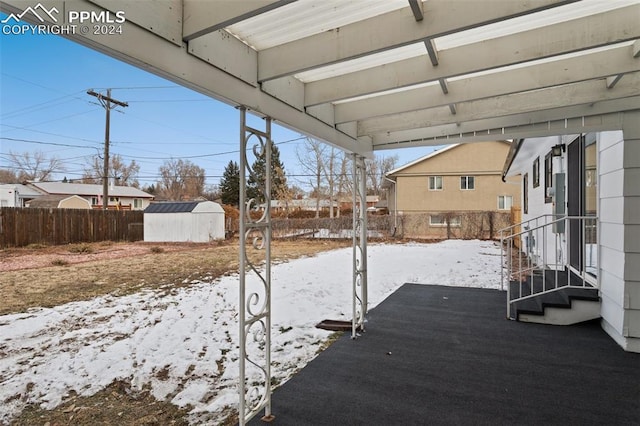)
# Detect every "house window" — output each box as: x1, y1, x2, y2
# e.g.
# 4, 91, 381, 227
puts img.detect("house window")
523, 173, 529, 214
428, 176, 443, 191
544, 152, 553, 204
429, 214, 461, 227
460, 176, 475, 190
109, 196, 120, 202
91, 197, 99, 206
498, 195, 513, 210
133, 198, 143, 209
532, 157, 540, 188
